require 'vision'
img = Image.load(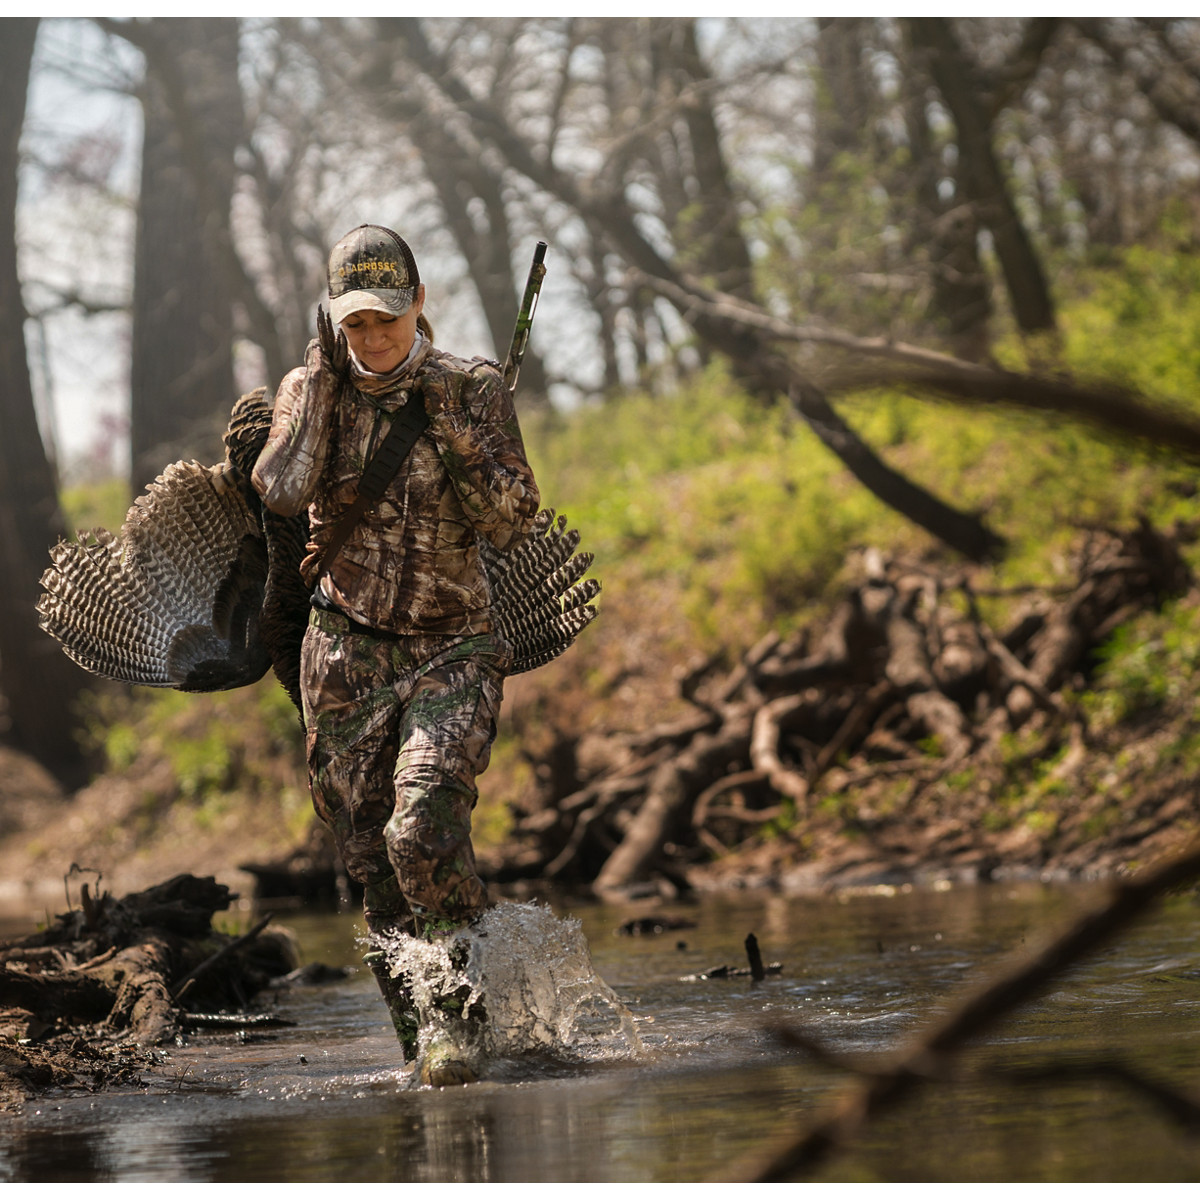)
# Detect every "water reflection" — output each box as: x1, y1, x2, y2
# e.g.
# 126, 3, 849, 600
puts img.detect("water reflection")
3, 882, 1199, 1181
